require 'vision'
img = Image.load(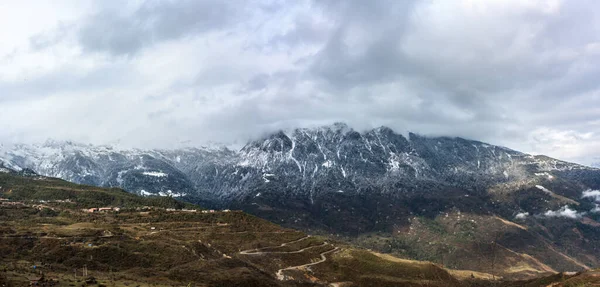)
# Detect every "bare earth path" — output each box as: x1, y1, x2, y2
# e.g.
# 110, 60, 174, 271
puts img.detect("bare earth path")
237, 234, 340, 281
275, 247, 340, 280
238, 235, 311, 254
